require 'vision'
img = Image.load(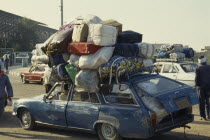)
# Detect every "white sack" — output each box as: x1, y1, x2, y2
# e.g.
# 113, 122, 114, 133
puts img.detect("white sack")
44, 66, 52, 85
170, 52, 185, 59
79, 47, 115, 69
141, 96, 168, 123
74, 14, 102, 24
31, 55, 49, 63
62, 53, 70, 62
143, 59, 153, 67
160, 44, 170, 51
75, 69, 99, 93
167, 45, 183, 53
135, 42, 155, 58
68, 54, 80, 67
87, 24, 117, 46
